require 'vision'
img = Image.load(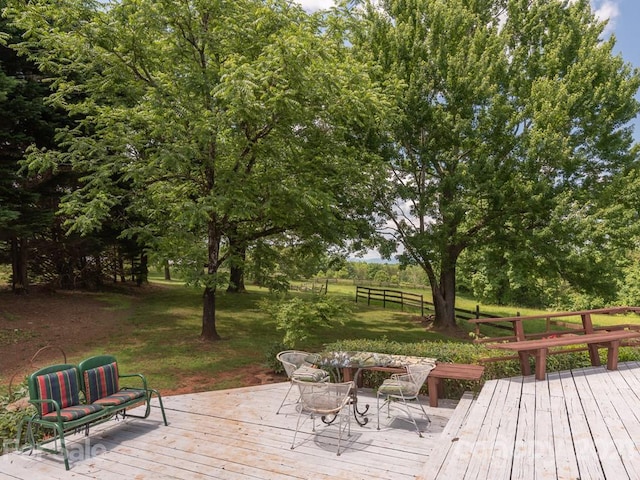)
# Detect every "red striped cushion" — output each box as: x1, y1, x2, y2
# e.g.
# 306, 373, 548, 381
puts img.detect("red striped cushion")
42, 404, 103, 421
83, 362, 120, 404
36, 368, 80, 416
93, 389, 146, 406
